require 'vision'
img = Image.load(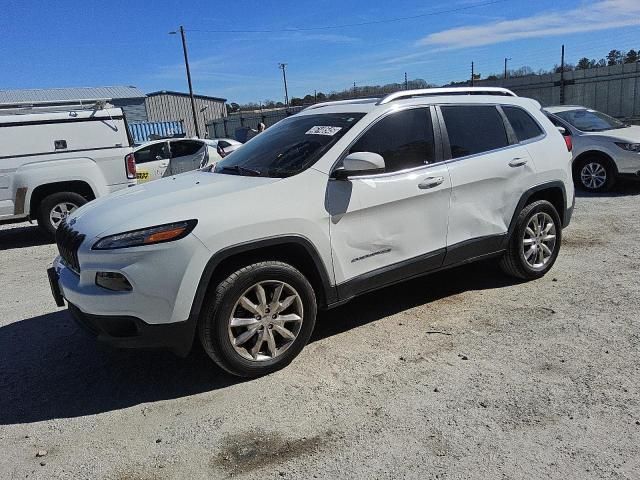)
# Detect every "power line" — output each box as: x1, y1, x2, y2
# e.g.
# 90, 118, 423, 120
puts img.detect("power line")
186, 0, 508, 34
